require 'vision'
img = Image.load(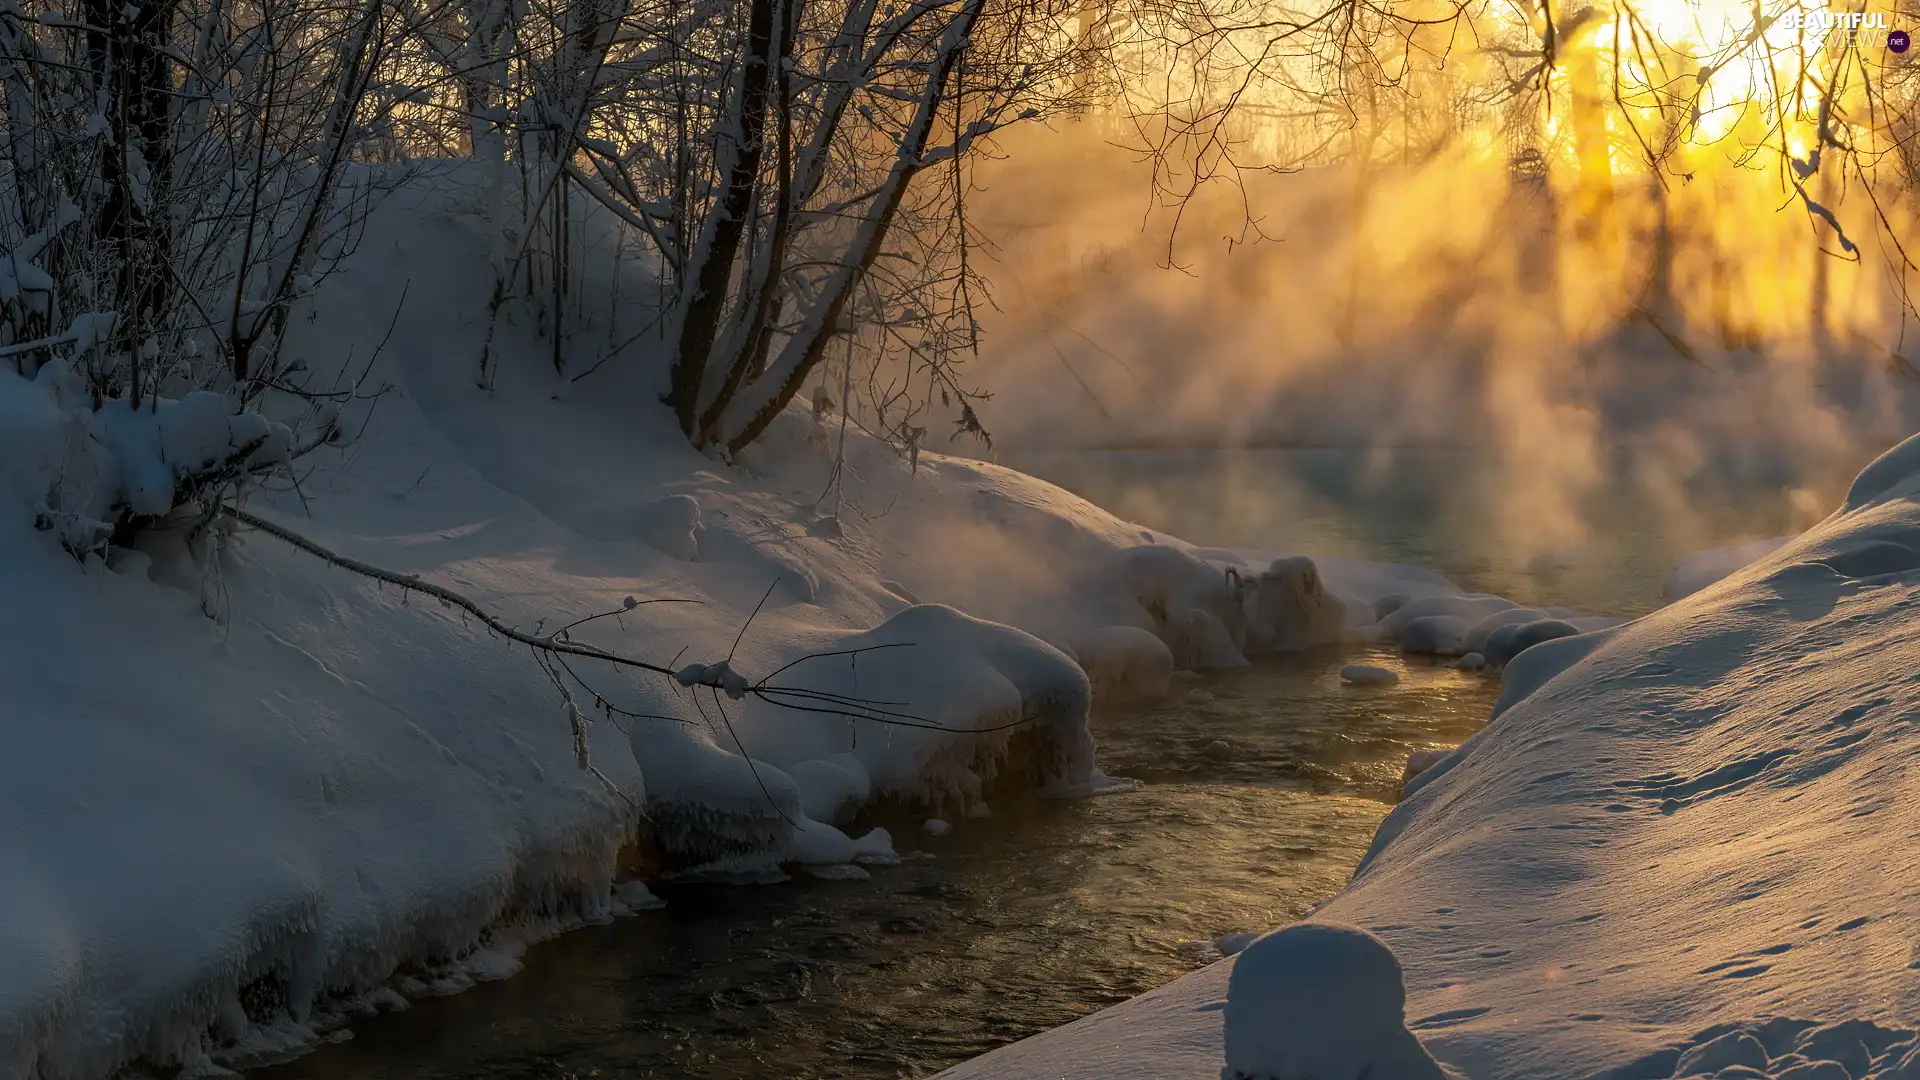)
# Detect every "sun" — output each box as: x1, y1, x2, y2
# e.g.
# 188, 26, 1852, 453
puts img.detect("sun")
1523, 0, 1860, 164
